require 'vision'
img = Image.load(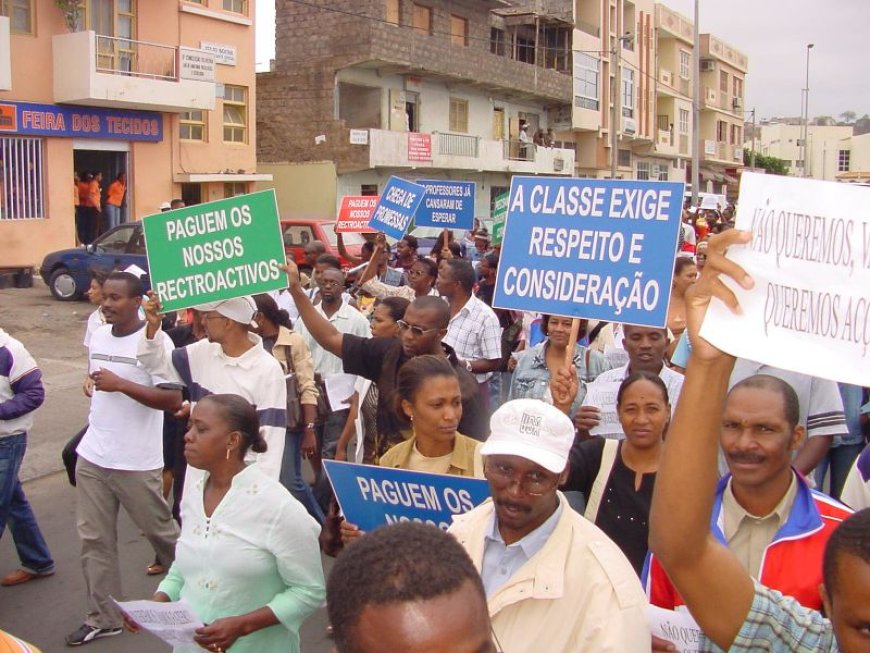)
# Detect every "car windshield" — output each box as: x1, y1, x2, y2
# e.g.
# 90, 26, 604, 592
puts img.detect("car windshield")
93, 225, 134, 254
320, 223, 365, 247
